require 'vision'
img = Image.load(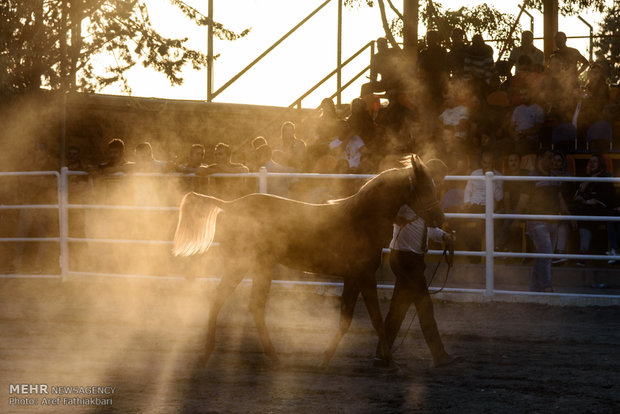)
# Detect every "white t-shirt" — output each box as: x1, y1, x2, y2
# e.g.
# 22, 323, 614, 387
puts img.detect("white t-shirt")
389, 205, 447, 254
344, 135, 365, 168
